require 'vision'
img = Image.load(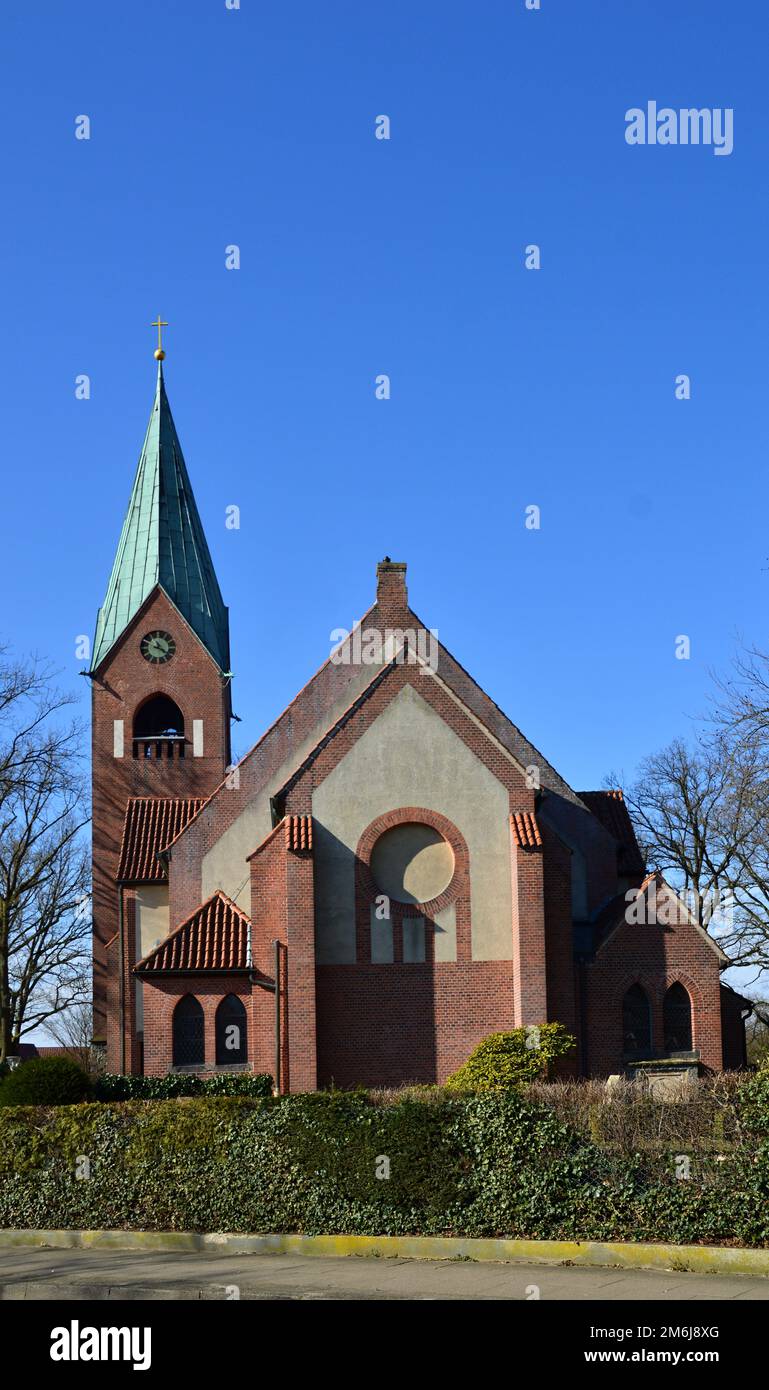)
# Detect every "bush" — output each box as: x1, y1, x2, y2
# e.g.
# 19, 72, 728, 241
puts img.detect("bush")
445, 1024, 576, 1092
0, 1056, 92, 1108
94, 1072, 273, 1102
0, 1080, 767, 1245
734, 1063, 769, 1136
527, 1072, 746, 1153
